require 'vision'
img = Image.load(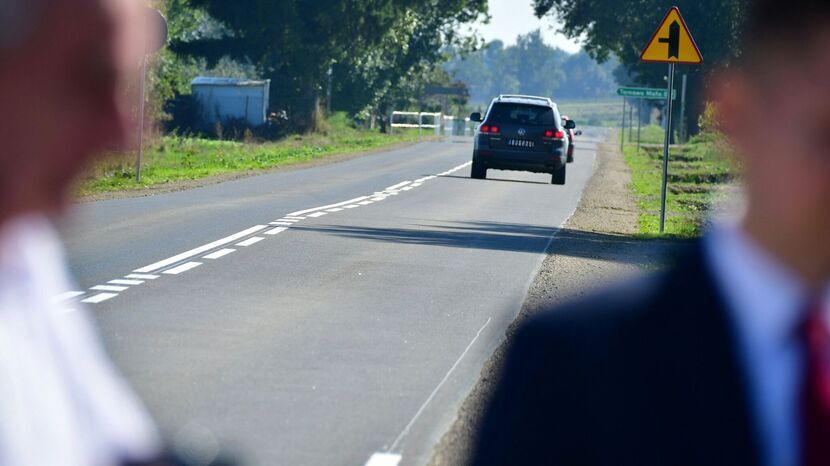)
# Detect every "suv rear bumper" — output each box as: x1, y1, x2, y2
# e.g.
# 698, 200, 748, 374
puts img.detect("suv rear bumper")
473, 148, 565, 173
